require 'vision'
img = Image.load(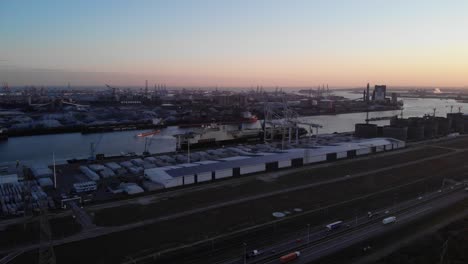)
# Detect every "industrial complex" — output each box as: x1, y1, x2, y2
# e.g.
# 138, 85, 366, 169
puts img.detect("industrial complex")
0, 86, 468, 264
